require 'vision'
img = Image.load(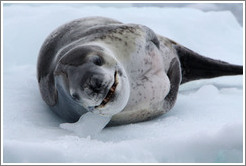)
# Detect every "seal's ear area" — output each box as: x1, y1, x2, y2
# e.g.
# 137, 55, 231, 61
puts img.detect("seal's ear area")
163, 58, 181, 111
60, 48, 88, 67
38, 74, 57, 106
174, 45, 243, 84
